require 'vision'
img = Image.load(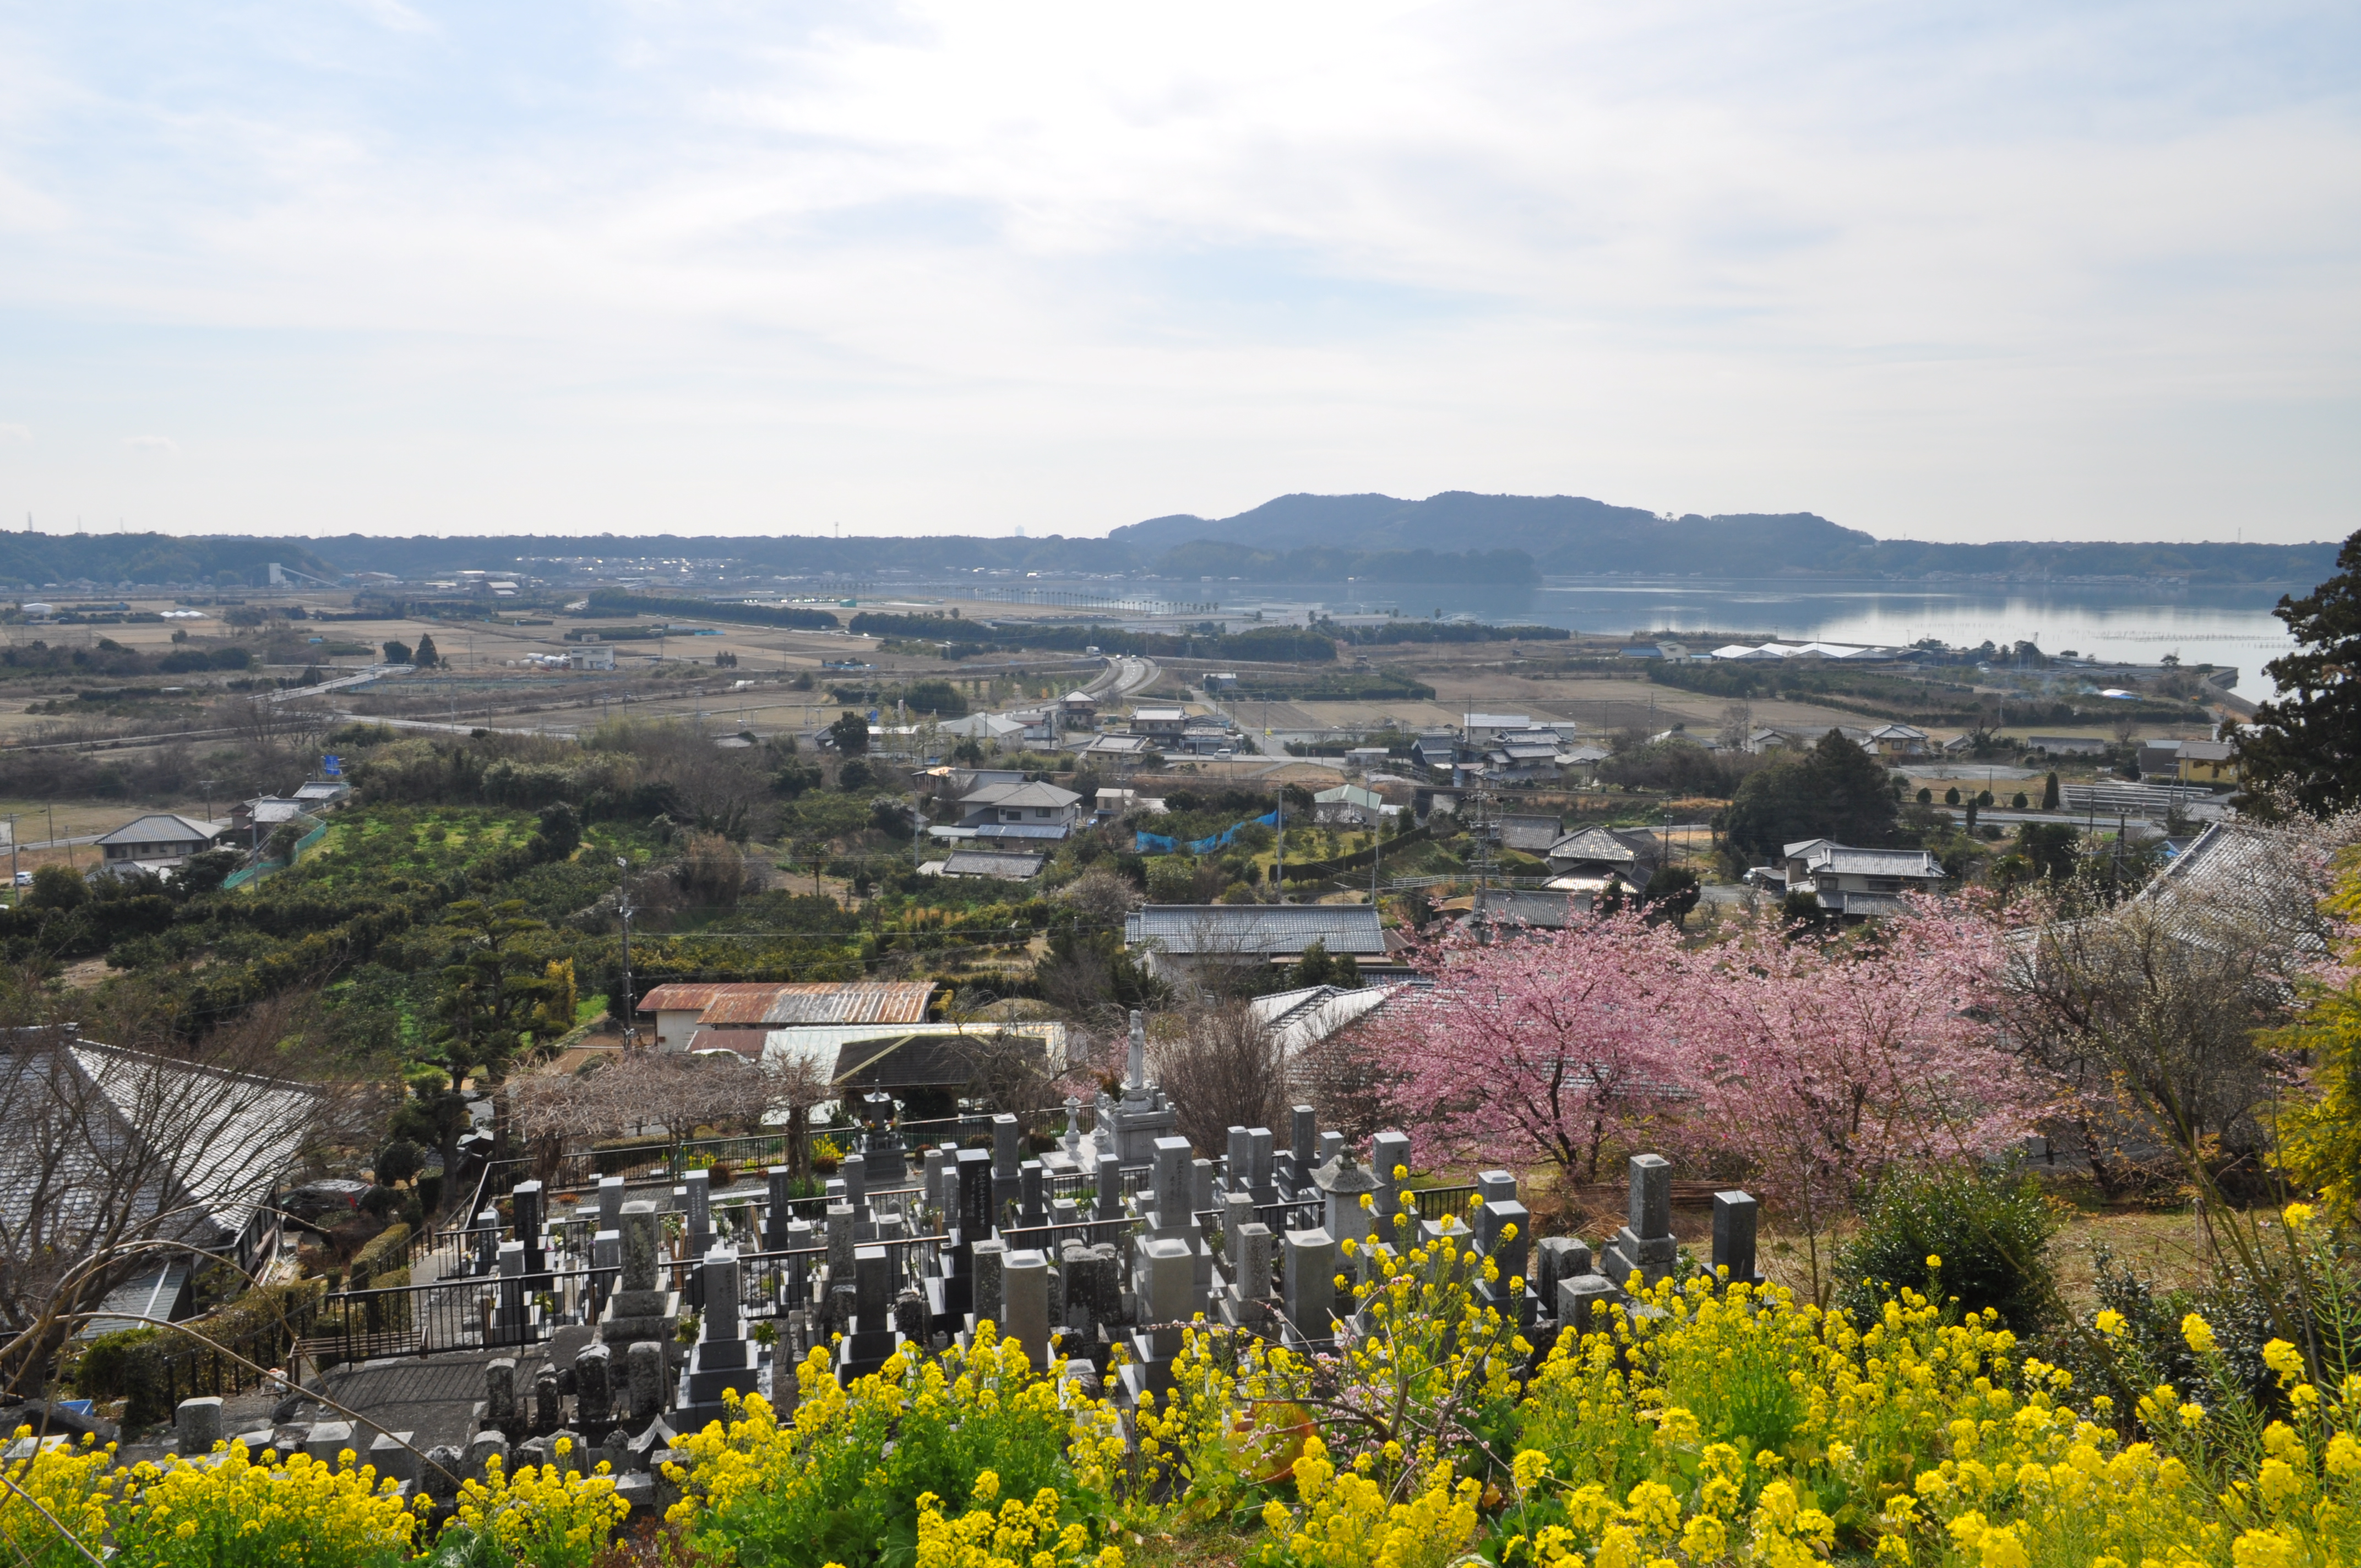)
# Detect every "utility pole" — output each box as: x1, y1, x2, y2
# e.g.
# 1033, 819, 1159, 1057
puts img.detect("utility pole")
1271, 784, 1286, 903
4, 815, 15, 904
615, 856, 639, 1050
